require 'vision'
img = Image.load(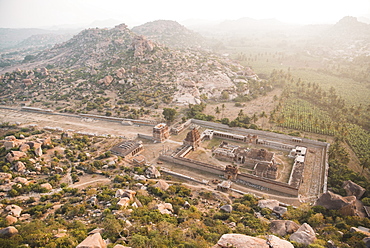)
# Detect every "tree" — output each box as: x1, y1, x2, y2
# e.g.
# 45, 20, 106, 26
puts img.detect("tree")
162, 108, 177, 122
215, 106, 221, 119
